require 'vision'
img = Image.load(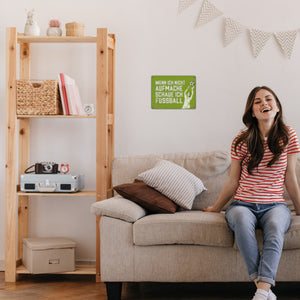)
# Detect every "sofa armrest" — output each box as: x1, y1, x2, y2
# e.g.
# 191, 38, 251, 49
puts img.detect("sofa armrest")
90, 196, 147, 223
